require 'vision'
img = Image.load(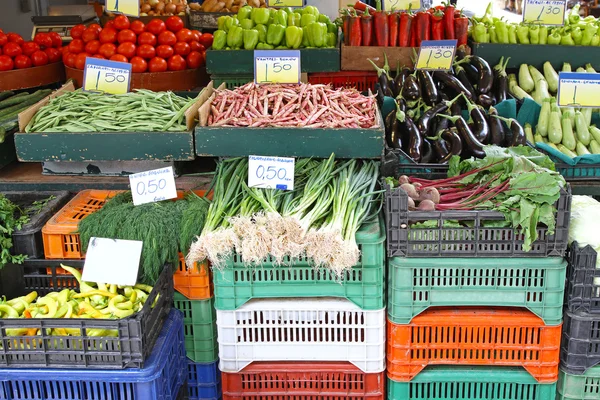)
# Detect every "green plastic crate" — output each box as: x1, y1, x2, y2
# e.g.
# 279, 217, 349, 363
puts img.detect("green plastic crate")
211, 75, 253, 89
173, 292, 218, 363
387, 256, 567, 326
387, 366, 557, 400
213, 217, 385, 310
557, 365, 600, 399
